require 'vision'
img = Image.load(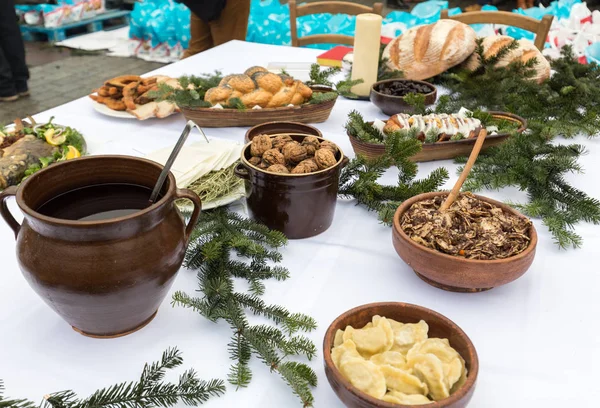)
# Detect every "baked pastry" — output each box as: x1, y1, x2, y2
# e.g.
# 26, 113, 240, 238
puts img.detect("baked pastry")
462, 35, 551, 84
383, 113, 482, 142
204, 66, 313, 109
382, 20, 477, 80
